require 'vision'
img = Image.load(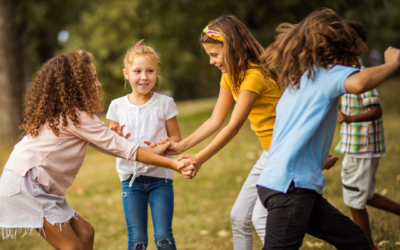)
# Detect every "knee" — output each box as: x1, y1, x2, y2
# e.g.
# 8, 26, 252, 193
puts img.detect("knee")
230, 207, 245, 226
81, 223, 95, 244
154, 233, 175, 250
